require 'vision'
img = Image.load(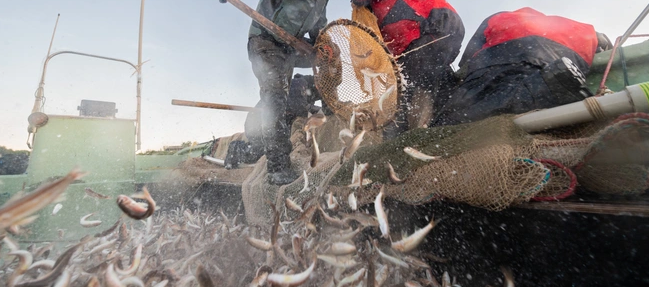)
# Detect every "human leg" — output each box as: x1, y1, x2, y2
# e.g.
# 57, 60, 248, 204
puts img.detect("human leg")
248, 36, 298, 185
